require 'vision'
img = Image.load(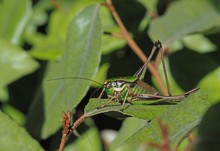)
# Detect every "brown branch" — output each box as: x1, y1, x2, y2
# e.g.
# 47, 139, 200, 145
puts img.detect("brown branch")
103, 0, 168, 95
183, 133, 196, 151
50, 0, 61, 10
147, 120, 196, 151
59, 111, 71, 151
59, 111, 88, 151
104, 31, 125, 38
